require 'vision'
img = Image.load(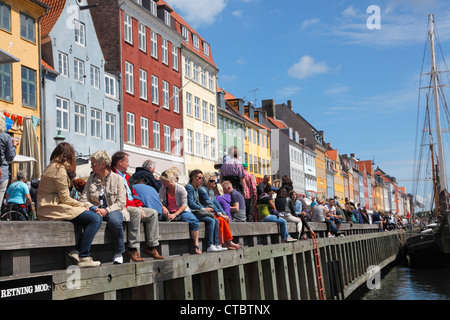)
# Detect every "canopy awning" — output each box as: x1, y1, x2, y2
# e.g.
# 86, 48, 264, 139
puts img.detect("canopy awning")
0, 49, 20, 65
